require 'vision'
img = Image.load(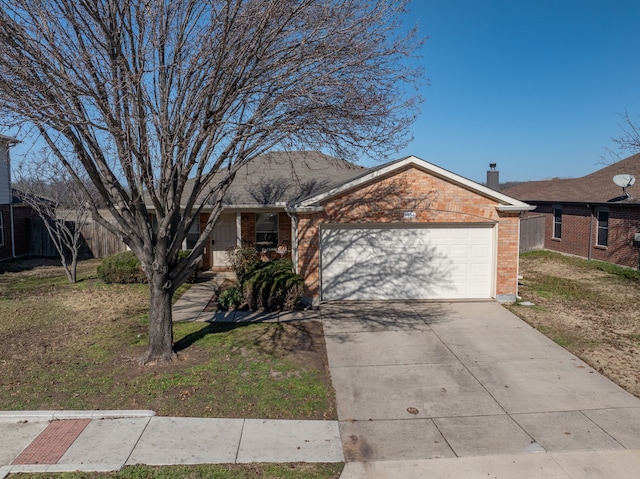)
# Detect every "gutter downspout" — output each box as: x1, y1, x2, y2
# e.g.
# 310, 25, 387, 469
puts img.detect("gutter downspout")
587, 205, 593, 261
